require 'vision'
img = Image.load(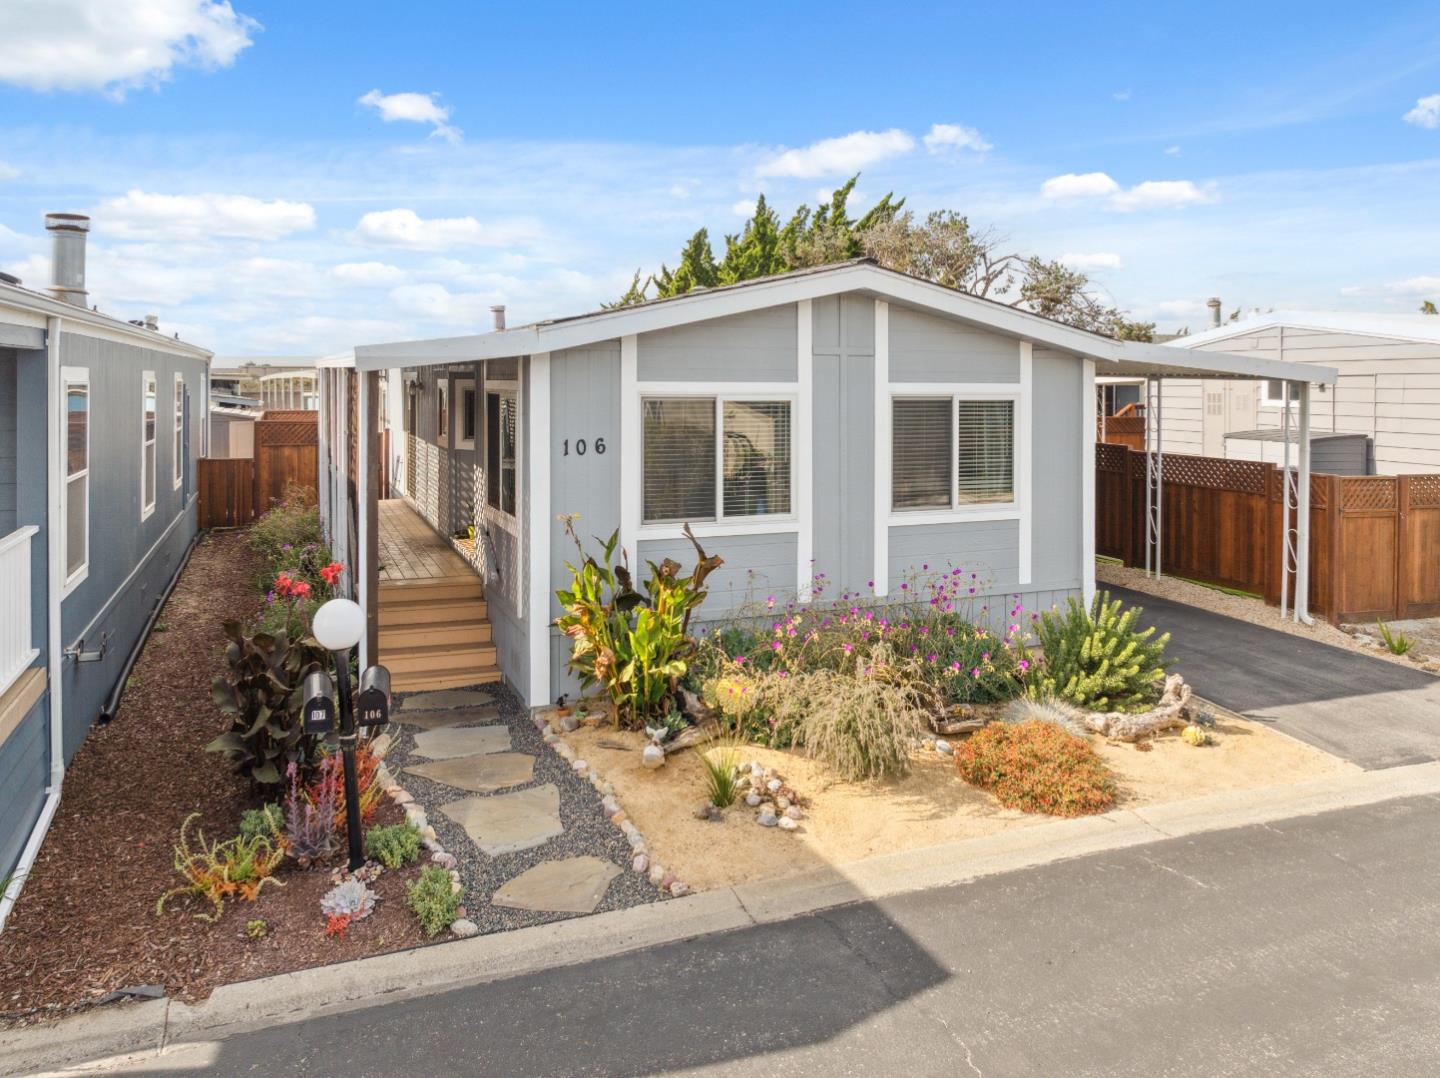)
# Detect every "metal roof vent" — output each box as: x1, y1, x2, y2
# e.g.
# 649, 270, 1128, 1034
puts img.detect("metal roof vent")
44, 212, 90, 307
1206, 297, 1222, 328
490, 304, 506, 331
143, 313, 158, 331
0, 271, 19, 287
